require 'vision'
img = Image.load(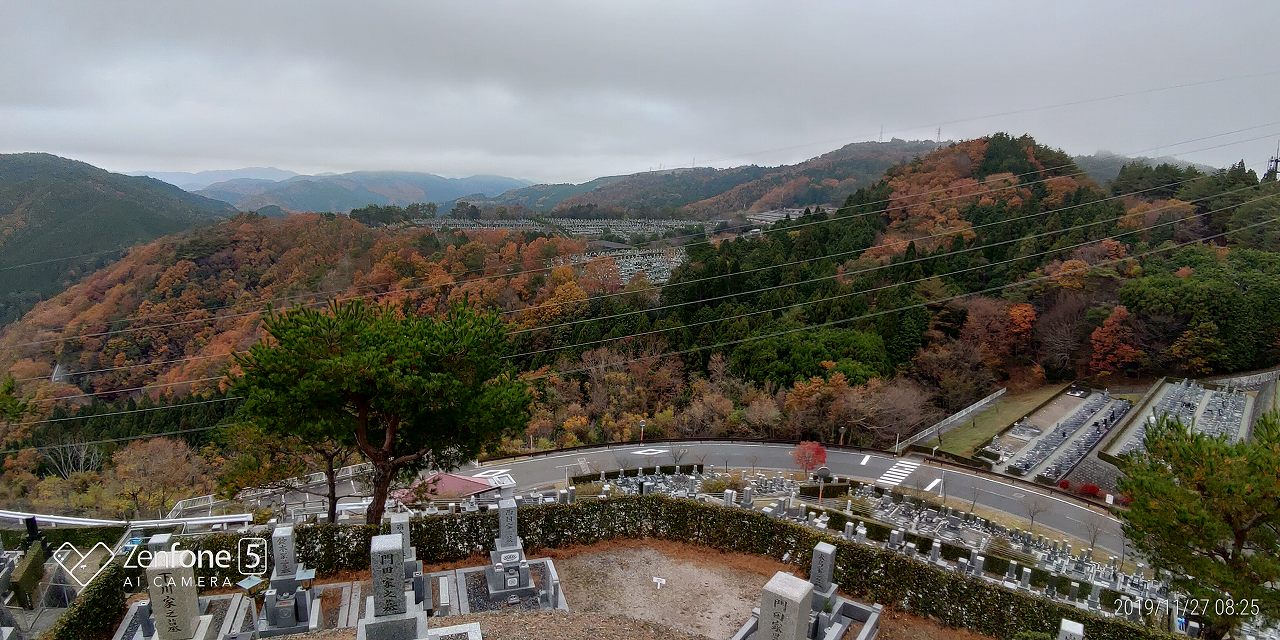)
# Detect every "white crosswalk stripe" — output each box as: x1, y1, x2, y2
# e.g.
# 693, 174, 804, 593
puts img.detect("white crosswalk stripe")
875, 460, 920, 487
